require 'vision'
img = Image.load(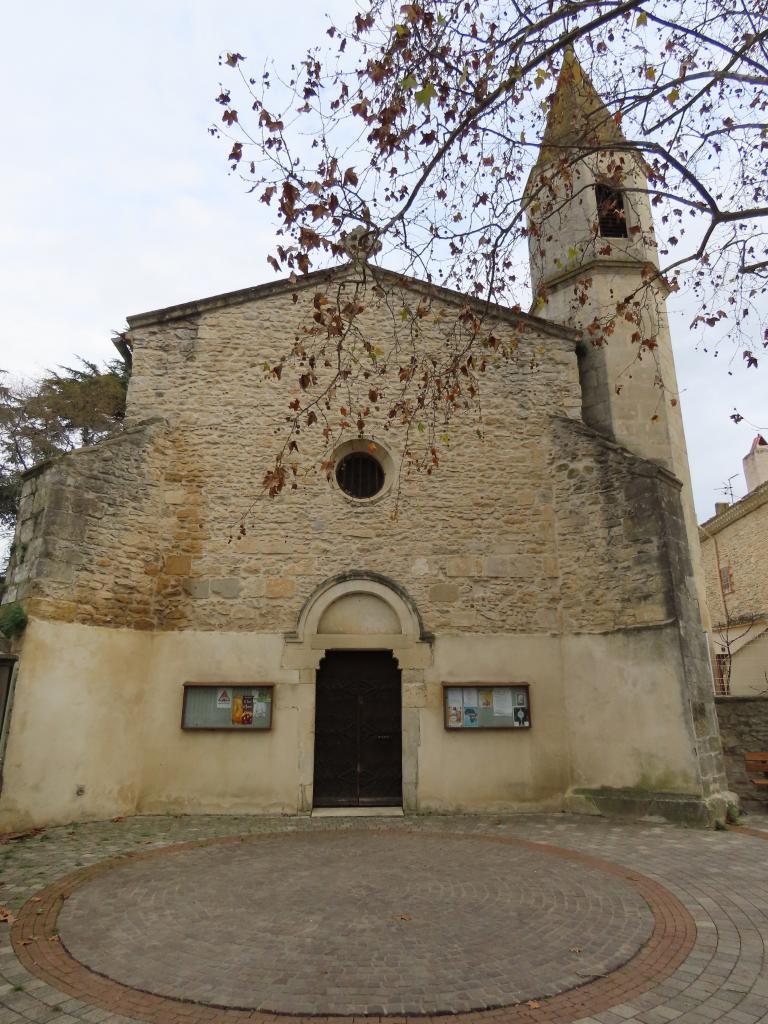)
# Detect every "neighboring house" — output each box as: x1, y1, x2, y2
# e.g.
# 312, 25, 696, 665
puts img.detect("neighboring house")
700, 435, 768, 696
0, 52, 730, 830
